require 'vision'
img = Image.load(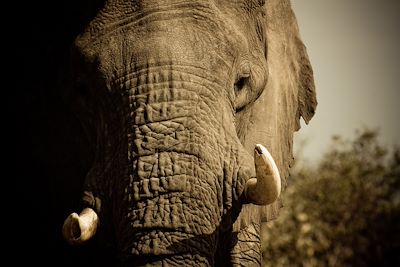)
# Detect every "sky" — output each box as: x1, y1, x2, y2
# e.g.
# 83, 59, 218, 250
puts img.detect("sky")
291, 0, 400, 161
